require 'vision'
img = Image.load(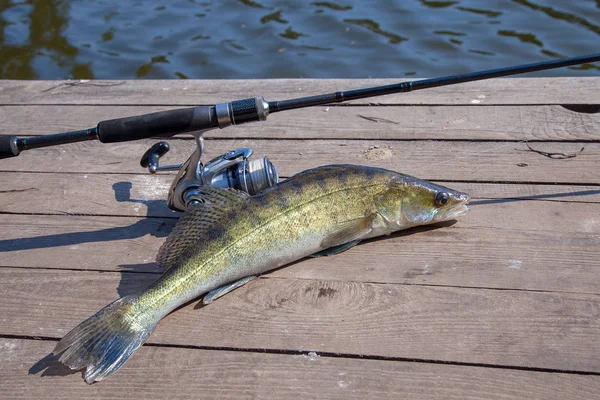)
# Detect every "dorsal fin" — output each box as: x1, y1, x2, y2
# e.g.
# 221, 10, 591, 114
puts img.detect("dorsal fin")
156, 186, 249, 269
